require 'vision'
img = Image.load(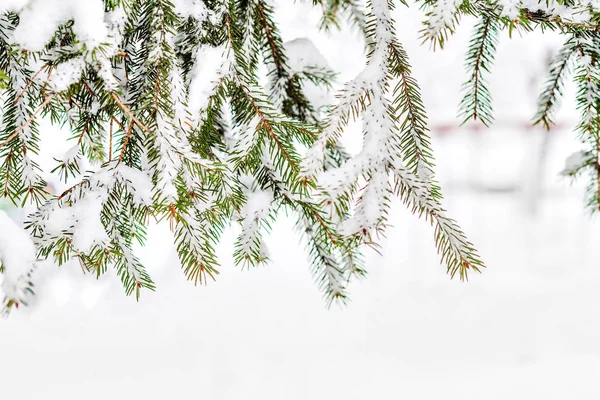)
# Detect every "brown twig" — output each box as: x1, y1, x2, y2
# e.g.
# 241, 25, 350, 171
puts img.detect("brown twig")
110, 92, 151, 134
0, 94, 55, 150
3, 150, 13, 197
14, 64, 48, 104
109, 119, 114, 162
118, 121, 135, 162
76, 123, 88, 145
82, 81, 95, 96
111, 116, 127, 132
57, 179, 89, 201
